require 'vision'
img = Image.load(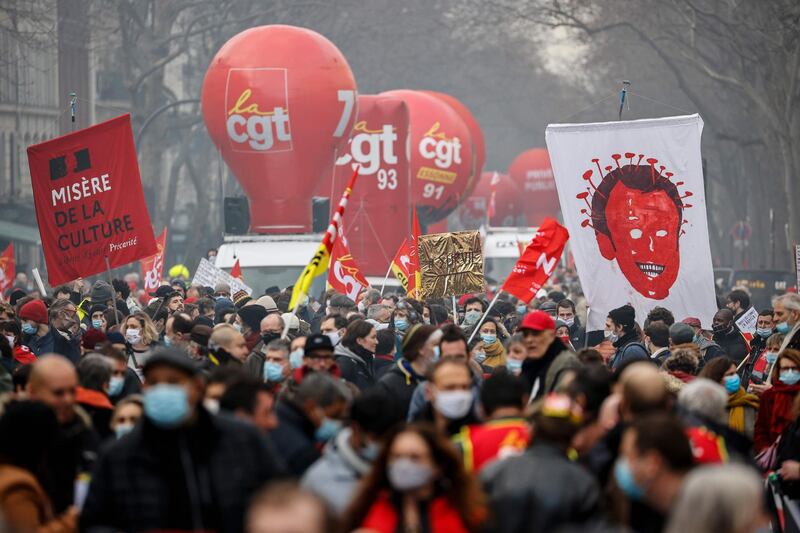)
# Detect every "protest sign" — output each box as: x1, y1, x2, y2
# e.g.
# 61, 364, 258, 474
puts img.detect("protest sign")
735, 306, 758, 335
193, 258, 253, 295
418, 230, 483, 299
140, 229, 167, 293
328, 238, 369, 301
26, 114, 157, 286
546, 114, 717, 330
